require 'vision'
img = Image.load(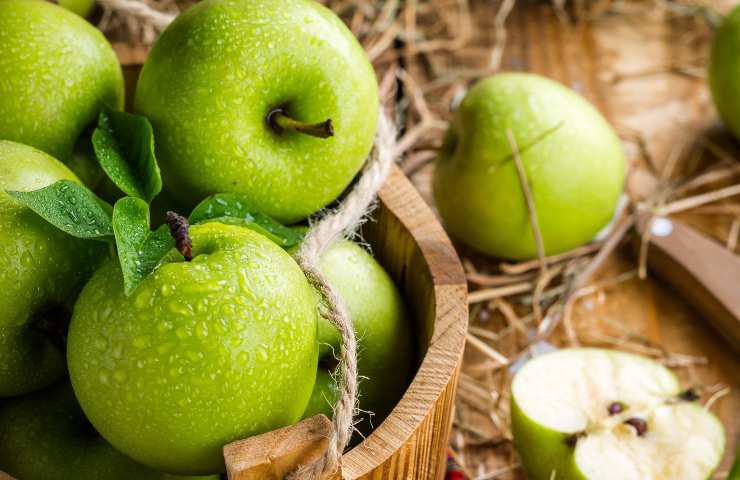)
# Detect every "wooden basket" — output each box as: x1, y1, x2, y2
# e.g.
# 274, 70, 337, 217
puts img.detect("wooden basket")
227, 164, 470, 480
333, 164, 468, 479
